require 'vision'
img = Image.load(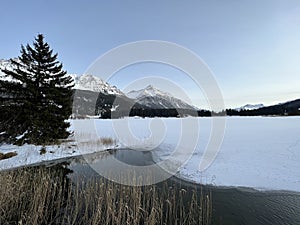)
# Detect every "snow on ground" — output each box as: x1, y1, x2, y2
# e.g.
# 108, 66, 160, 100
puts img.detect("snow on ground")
1, 116, 300, 192
0, 128, 119, 170
0, 143, 77, 170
